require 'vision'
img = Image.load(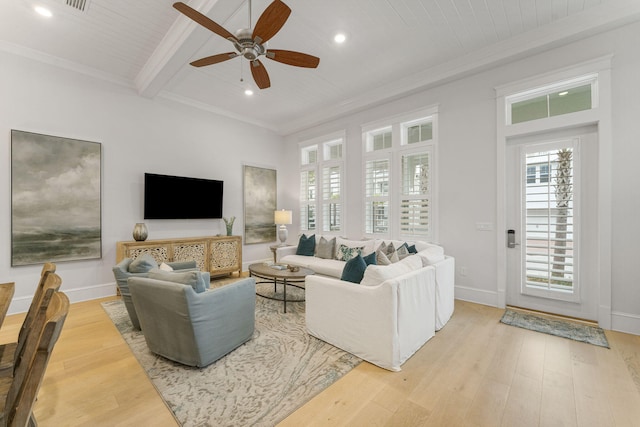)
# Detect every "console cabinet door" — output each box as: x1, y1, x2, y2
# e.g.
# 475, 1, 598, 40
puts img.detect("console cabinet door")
171, 241, 207, 271
124, 243, 171, 265
209, 237, 241, 276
